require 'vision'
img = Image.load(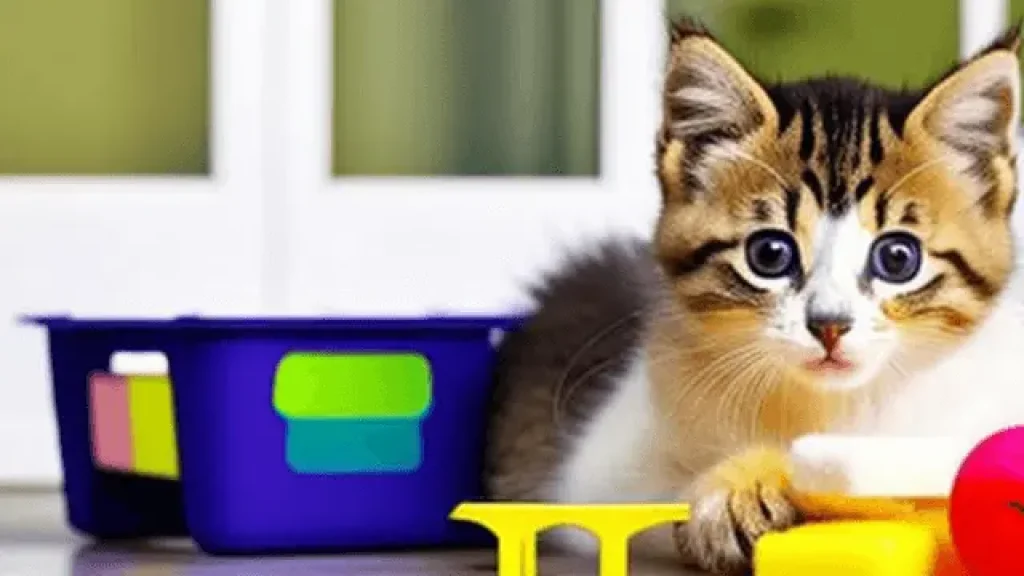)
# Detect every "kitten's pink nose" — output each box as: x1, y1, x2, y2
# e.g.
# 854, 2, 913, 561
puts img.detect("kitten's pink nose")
806, 317, 852, 355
